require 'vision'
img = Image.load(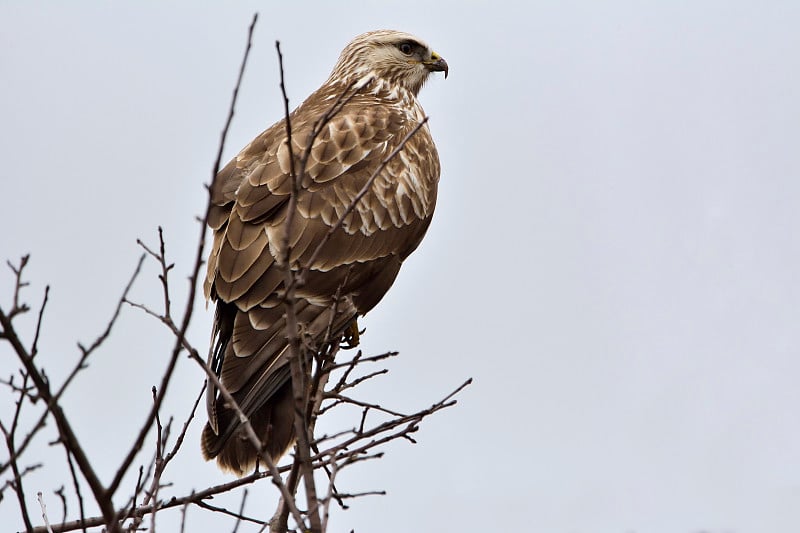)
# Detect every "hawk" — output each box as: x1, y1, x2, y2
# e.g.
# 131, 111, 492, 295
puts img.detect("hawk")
202, 30, 448, 475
